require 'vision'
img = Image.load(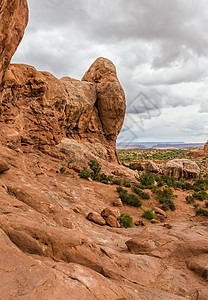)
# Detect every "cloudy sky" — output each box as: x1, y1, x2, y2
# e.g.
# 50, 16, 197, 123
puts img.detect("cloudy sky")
12, 0, 208, 144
